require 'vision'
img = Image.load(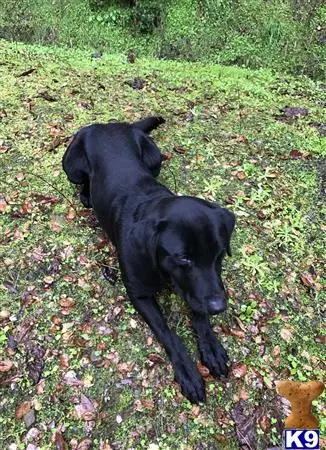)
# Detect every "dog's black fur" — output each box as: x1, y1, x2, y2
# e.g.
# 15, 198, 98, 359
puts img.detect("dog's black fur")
62, 116, 235, 403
